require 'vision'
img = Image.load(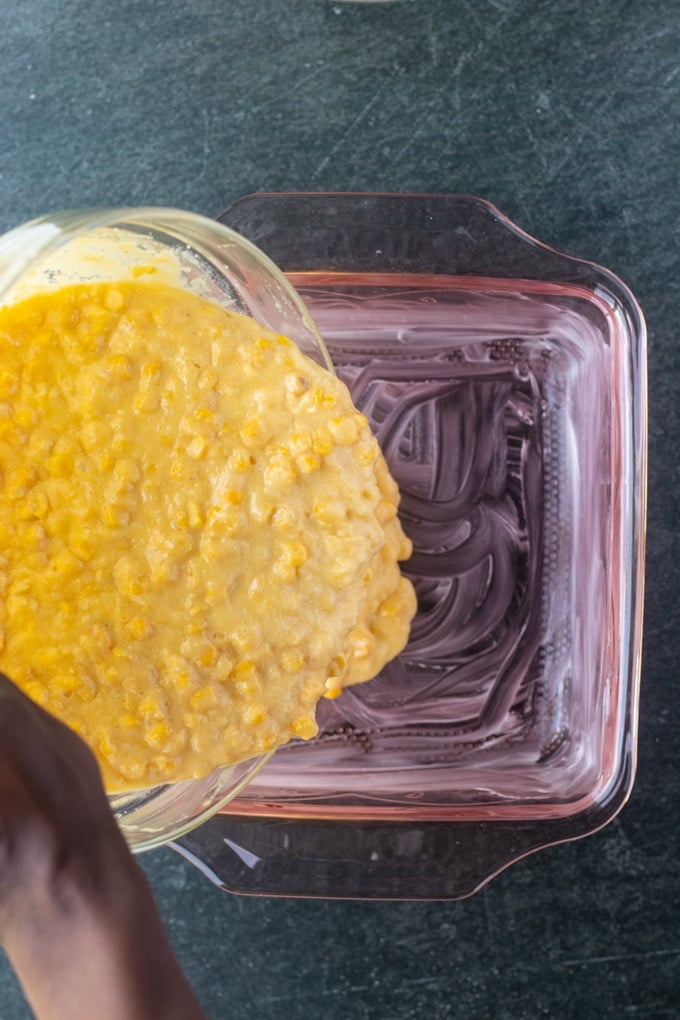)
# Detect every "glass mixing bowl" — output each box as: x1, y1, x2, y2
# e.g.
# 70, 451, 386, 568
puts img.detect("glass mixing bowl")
0, 207, 332, 852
